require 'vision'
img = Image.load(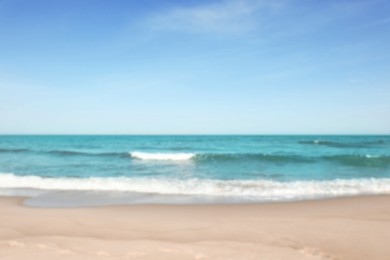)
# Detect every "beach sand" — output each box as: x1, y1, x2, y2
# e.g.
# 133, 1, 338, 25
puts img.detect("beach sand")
0, 195, 389, 259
